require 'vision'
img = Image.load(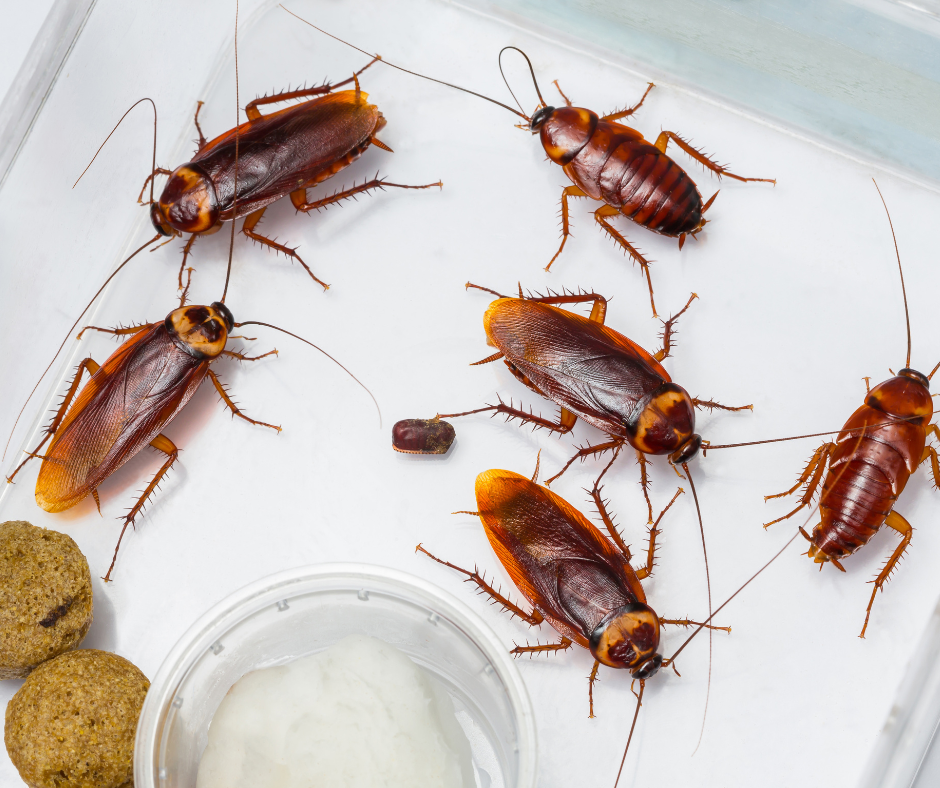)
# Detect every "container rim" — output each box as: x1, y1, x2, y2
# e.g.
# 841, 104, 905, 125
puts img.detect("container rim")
133, 562, 538, 787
